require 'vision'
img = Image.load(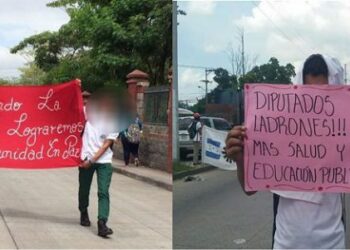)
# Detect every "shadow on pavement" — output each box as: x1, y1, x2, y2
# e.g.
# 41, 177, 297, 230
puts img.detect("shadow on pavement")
1, 208, 78, 225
